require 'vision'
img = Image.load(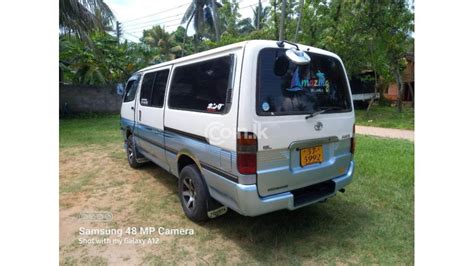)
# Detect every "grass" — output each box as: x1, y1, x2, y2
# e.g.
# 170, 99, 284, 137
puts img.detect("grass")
59, 114, 414, 264
355, 104, 414, 130
59, 114, 122, 148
